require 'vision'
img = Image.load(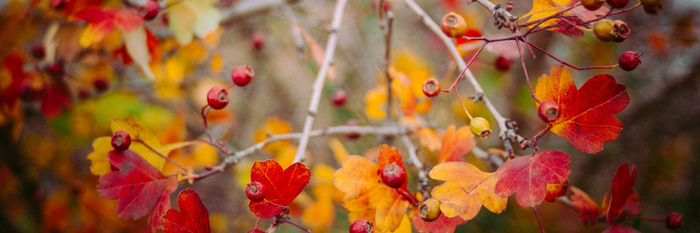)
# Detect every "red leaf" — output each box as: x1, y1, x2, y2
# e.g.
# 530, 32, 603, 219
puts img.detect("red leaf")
550, 16, 585, 38
40, 85, 71, 118
1, 49, 30, 107
74, 7, 144, 32
494, 150, 571, 207
162, 189, 210, 233
248, 160, 311, 218
603, 224, 641, 233
535, 66, 630, 153
97, 149, 178, 231
570, 186, 599, 226
411, 213, 466, 233
606, 164, 637, 223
